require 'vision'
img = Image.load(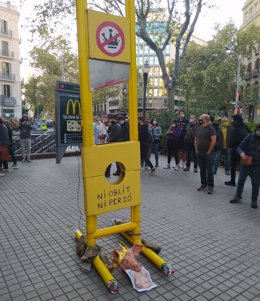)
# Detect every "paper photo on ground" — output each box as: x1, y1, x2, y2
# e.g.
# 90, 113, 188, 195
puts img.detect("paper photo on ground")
125, 266, 157, 292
